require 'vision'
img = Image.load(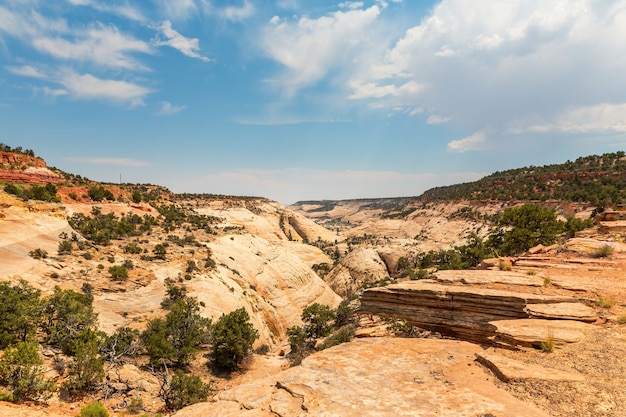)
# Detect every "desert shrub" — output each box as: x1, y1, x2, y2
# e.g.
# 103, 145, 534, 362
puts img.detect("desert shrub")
0, 281, 42, 349
127, 397, 144, 414
28, 248, 48, 259
142, 296, 211, 367
41, 286, 97, 355
487, 204, 564, 256
301, 303, 336, 339
153, 244, 167, 260
318, 325, 355, 351
595, 296, 617, 309
101, 327, 140, 363
124, 242, 142, 254
0, 341, 56, 402
80, 401, 109, 417
108, 265, 128, 281
540, 333, 555, 353
57, 240, 73, 255
334, 300, 355, 328
61, 334, 105, 396
163, 370, 210, 411
593, 244, 615, 258
88, 185, 114, 202
211, 308, 258, 371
